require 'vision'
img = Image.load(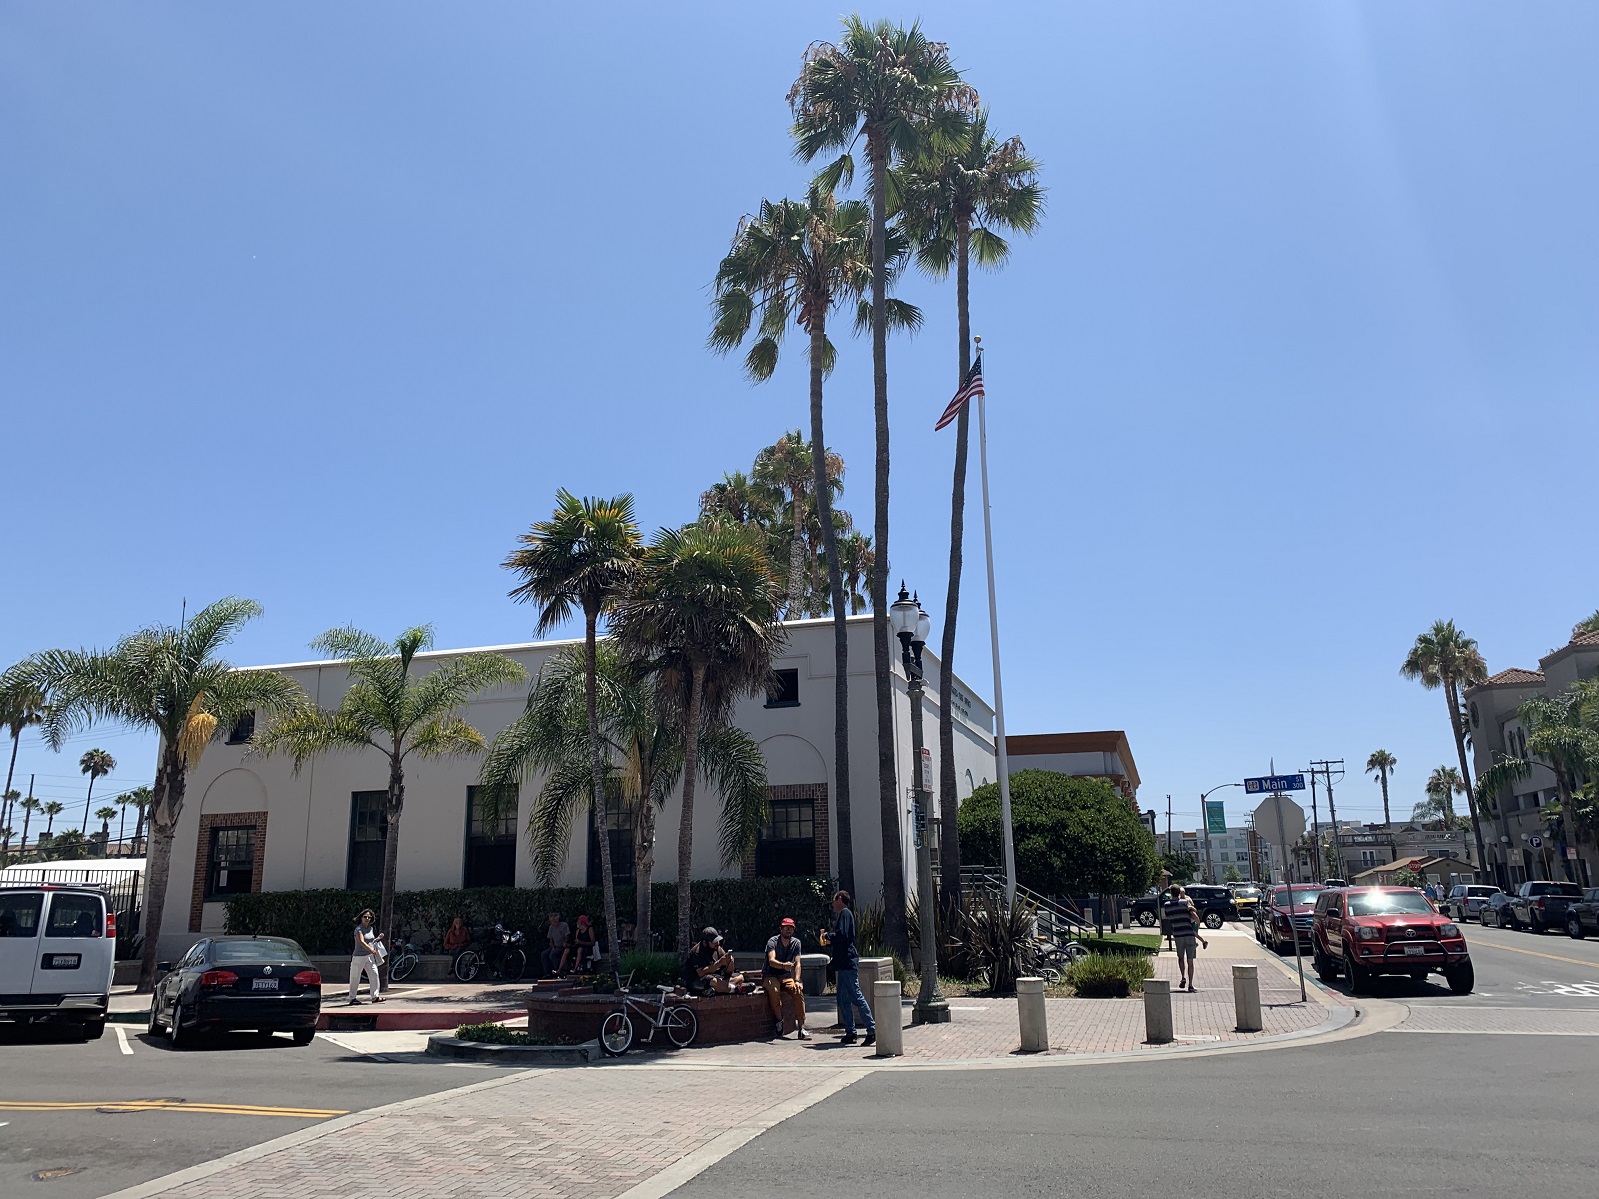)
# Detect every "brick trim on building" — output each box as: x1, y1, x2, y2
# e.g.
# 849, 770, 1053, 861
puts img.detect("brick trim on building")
189, 811, 268, 933
743, 783, 829, 880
